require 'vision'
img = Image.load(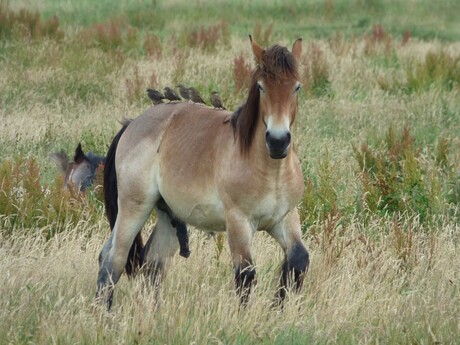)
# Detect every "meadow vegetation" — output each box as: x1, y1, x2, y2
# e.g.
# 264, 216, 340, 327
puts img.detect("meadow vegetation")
0, 0, 459, 343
